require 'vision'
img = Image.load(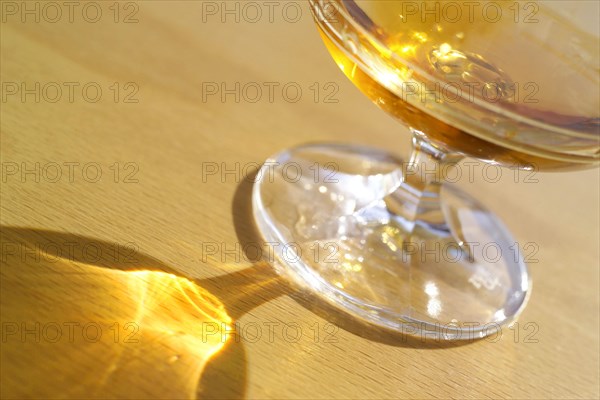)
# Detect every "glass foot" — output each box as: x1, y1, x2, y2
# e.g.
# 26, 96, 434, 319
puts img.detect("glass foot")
252, 143, 530, 340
